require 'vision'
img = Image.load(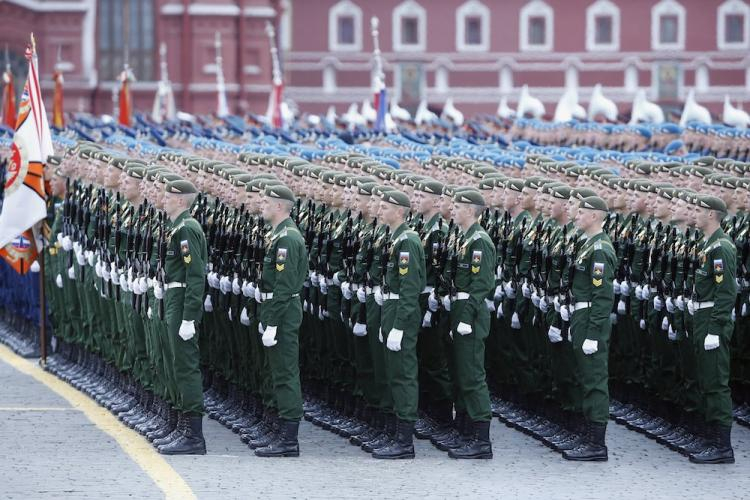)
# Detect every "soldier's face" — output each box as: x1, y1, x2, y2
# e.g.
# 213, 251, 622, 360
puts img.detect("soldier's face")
549, 199, 563, 220
502, 189, 517, 211
672, 199, 686, 223
451, 203, 473, 227
377, 200, 398, 226
567, 199, 578, 221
